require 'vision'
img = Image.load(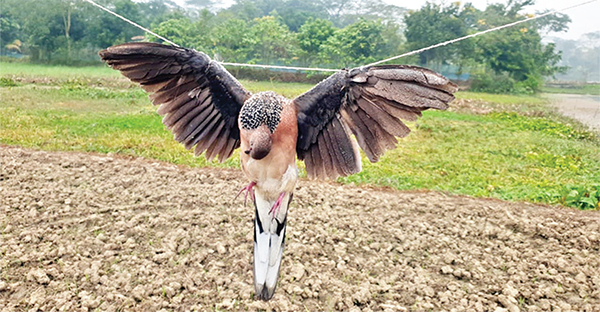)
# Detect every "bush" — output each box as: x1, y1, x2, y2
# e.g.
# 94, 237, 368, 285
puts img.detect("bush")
470, 72, 517, 94
560, 185, 600, 210
514, 74, 543, 94
0, 77, 18, 87
470, 72, 542, 94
